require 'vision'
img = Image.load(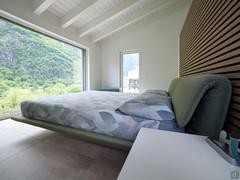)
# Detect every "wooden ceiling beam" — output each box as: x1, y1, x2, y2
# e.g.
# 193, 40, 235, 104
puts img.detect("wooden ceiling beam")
33, 0, 56, 15
78, 0, 138, 38
92, 0, 175, 43
61, 0, 97, 29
